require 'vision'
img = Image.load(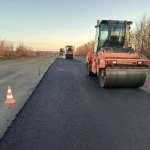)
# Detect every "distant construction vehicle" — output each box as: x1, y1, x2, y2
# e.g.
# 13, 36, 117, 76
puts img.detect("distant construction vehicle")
86, 20, 149, 88
59, 48, 65, 56
65, 45, 73, 59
